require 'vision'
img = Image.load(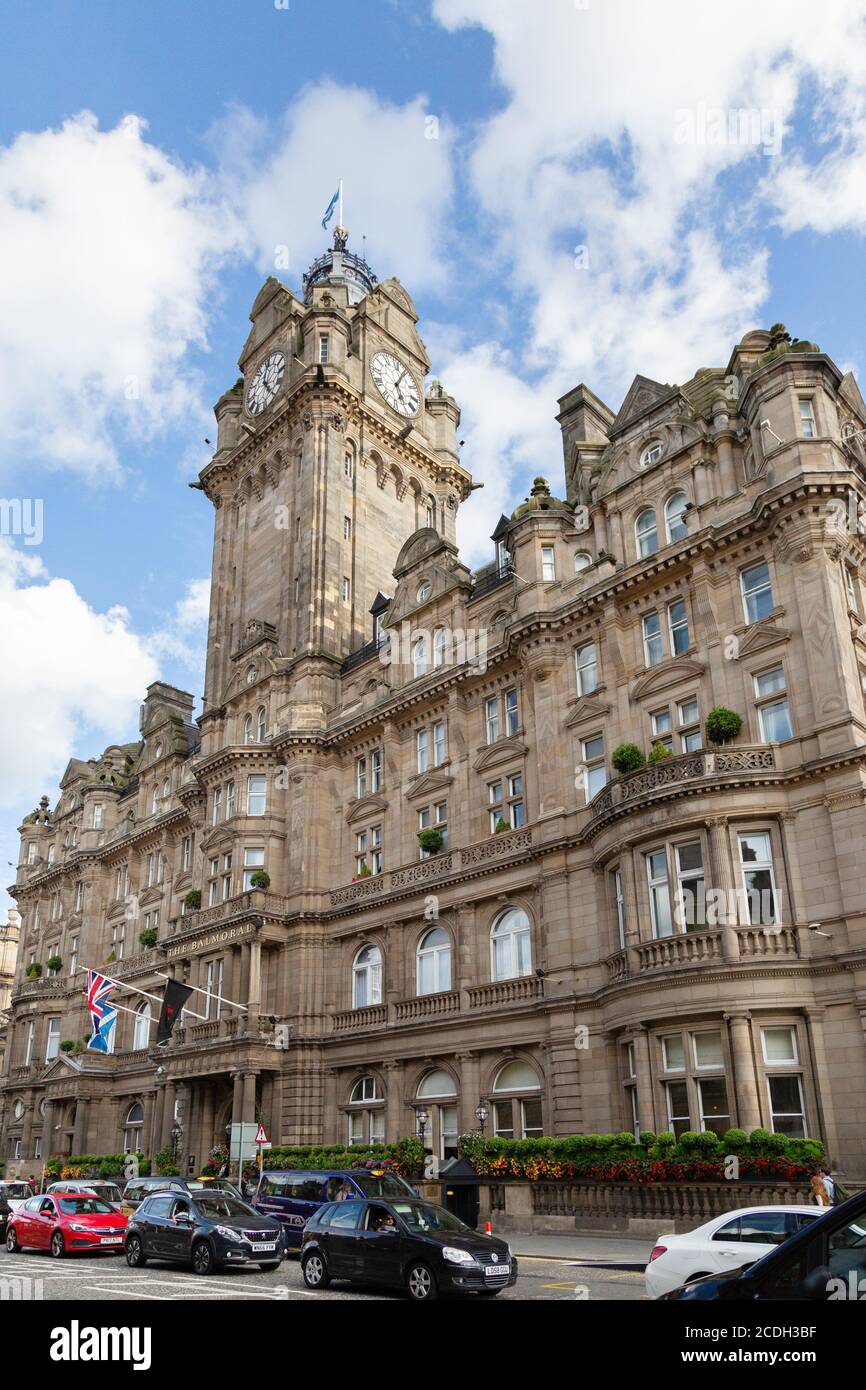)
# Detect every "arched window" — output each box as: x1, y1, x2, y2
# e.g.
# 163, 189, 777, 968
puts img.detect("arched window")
575, 641, 598, 695
574, 551, 593, 574
640, 440, 664, 468
433, 627, 447, 669
123, 1101, 144, 1153
491, 1060, 543, 1139
352, 944, 382, 1008
664, 491, 689, 543
150, 785, 159, 815
226, 779, 236, 819
162, 777, 170, 801
347, 1075, 384, 1145
491, 908, 532, 981
412, 635, 428, 679
635, 508, 659, 559
132, 1004, 151, 1051
417, 926, 452, 996
243, 714, 254, 745
257, 706, 267, 743
425, 495, 436, 529
416, 1069, 458, 1160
